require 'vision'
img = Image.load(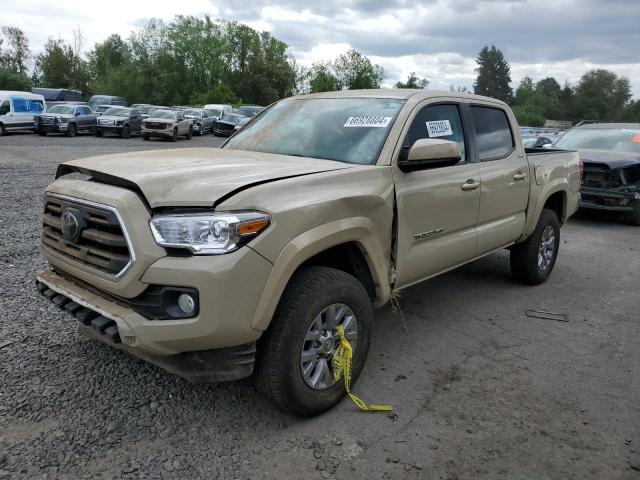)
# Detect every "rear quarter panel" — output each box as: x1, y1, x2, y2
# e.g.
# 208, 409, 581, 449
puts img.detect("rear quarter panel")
520, 149, 580, 240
